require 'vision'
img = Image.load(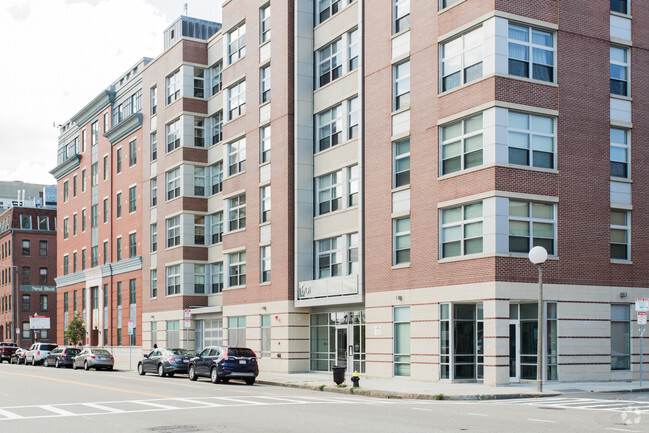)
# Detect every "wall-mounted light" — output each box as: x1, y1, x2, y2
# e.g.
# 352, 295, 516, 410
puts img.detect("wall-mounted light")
620, 292, 628, 298
396, 295, 403, 301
